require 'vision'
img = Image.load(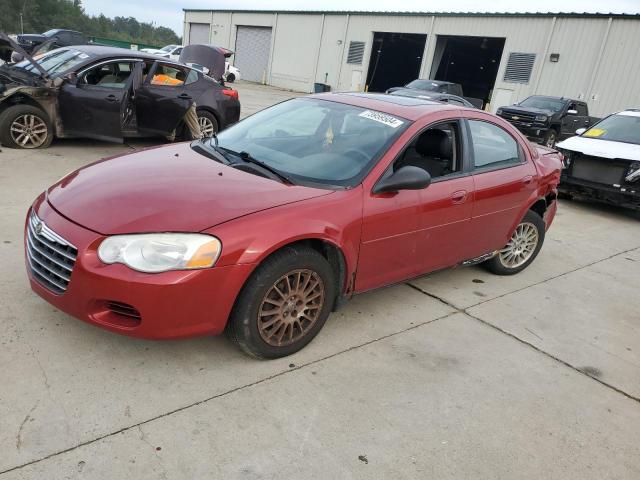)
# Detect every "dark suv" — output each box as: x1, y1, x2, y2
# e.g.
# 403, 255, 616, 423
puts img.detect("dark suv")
16, 29, 87, 54
497, 96, 592, 147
